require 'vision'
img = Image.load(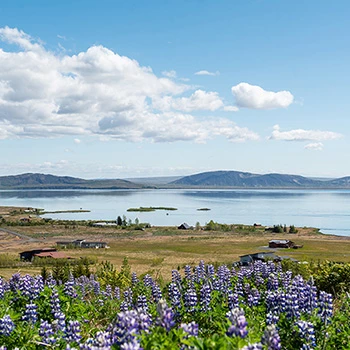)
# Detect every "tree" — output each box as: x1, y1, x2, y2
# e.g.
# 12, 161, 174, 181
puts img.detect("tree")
117, 216, 123, 226
135, 217, 139, 226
